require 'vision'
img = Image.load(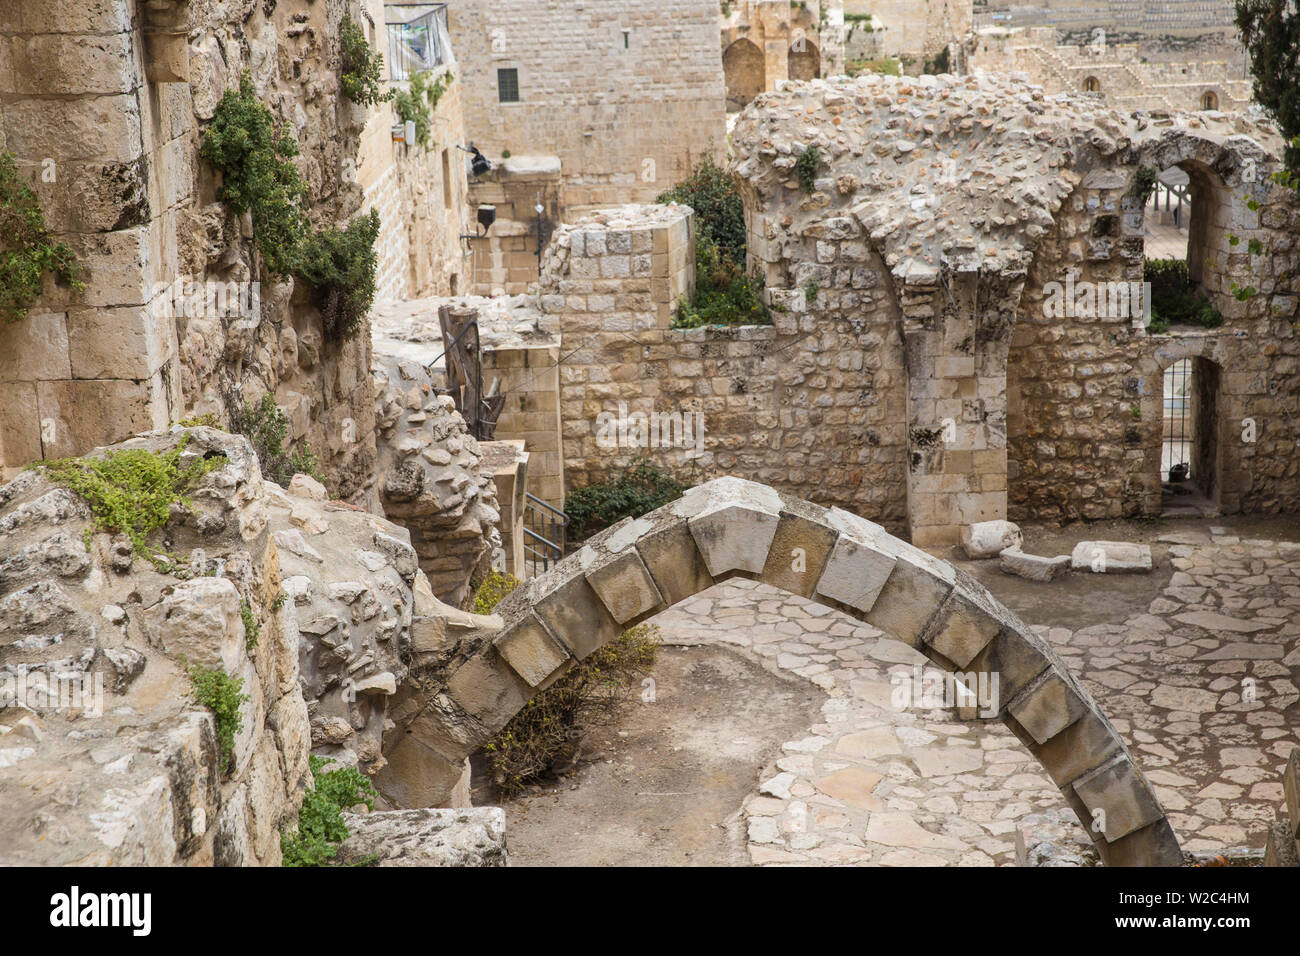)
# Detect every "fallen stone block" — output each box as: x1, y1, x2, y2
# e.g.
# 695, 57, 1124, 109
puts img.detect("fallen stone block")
336, 808, 507, 866
999, 547, 1070, 582
1069, 541, 1152, 574
960, 520, 1022, 559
